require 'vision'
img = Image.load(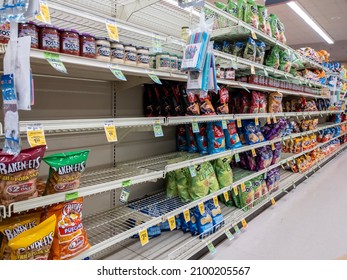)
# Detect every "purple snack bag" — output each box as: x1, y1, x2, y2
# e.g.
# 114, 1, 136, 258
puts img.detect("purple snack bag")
256, 146, 273, 171
272, 142, 282, 165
